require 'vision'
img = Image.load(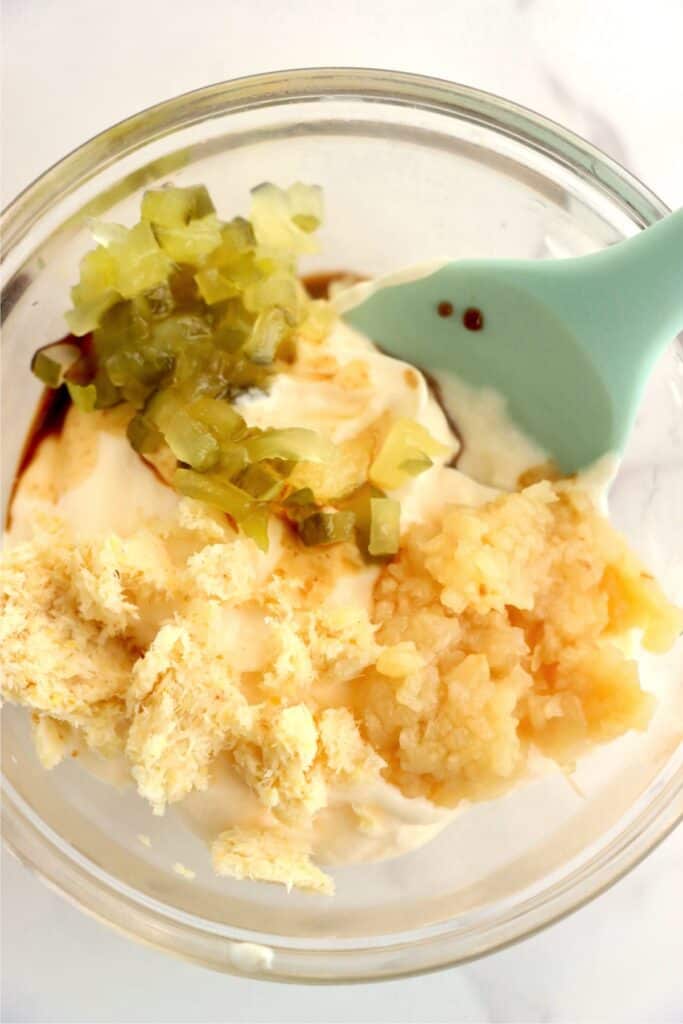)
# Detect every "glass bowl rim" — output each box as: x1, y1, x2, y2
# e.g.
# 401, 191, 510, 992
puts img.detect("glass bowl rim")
1, 66, 681, 983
